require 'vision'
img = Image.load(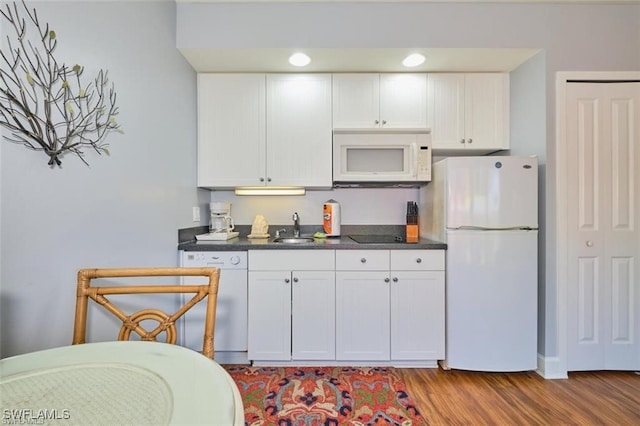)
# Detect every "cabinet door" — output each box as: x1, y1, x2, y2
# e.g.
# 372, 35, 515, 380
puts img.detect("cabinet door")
427, 73, 465, 150
197, 74, 266, 188
336, 271, 390, 360
380, 74, 428, 129
464, 73, 509, 151
248, 271, 291, 361
292, 271, 335, 360
390, 271, 445, 360
332, 74, 380, 129
266, 74, 332, 187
